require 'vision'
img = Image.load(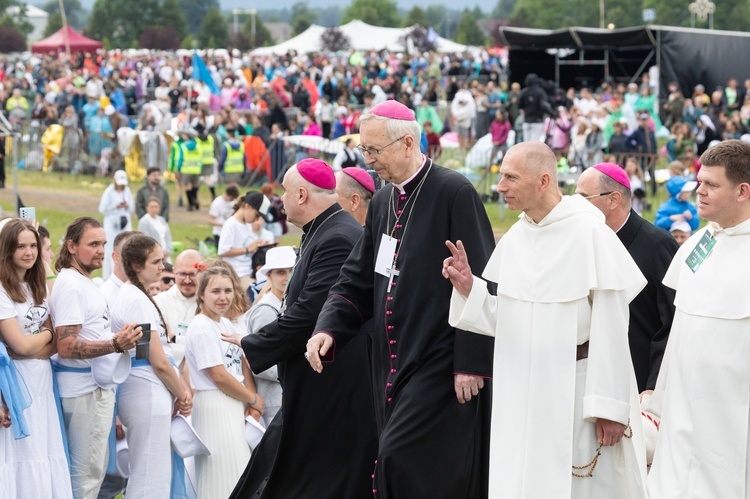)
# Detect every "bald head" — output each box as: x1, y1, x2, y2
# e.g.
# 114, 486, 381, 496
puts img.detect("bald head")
282, 166, 339, 228
497, 142, 562, 223
575, 168, 632, 231
504, 141, 558, 178
174, 249, 203, 298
